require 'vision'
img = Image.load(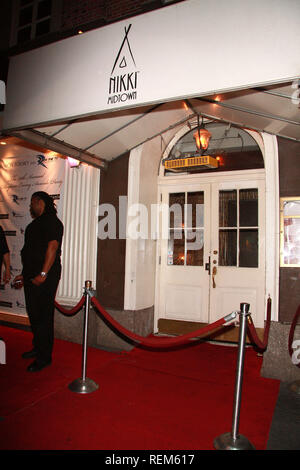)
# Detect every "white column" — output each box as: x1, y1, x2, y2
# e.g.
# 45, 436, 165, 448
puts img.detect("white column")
124, 146, 142, 310
56, 161, 100, 304
262, 133, 280, 321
